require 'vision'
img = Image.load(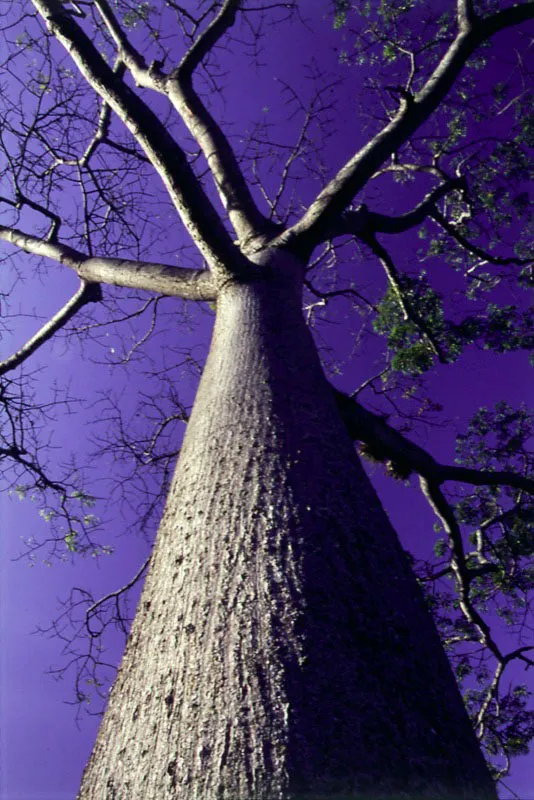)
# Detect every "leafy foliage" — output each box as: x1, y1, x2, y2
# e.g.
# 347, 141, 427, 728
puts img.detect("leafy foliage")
373, 274, 454, 374
374, 275, 533, 375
